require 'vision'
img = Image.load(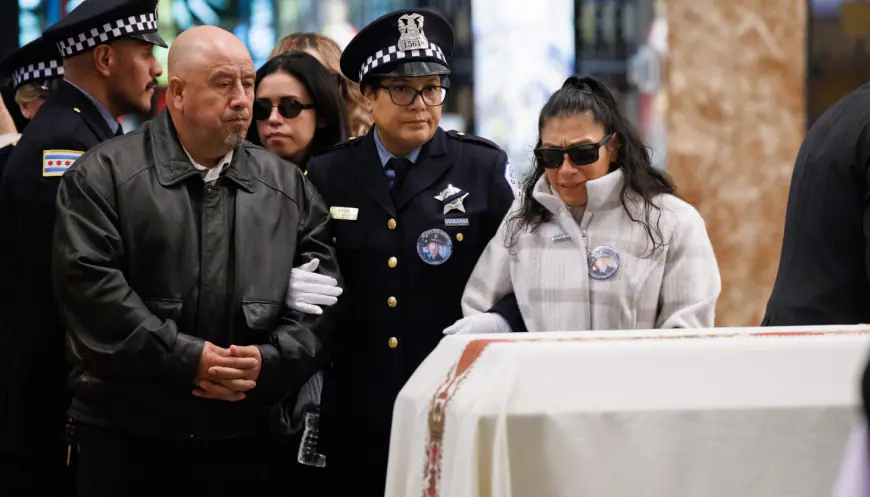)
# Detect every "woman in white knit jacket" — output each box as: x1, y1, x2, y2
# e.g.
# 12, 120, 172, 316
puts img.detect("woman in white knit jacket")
444, 76, 721, 334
